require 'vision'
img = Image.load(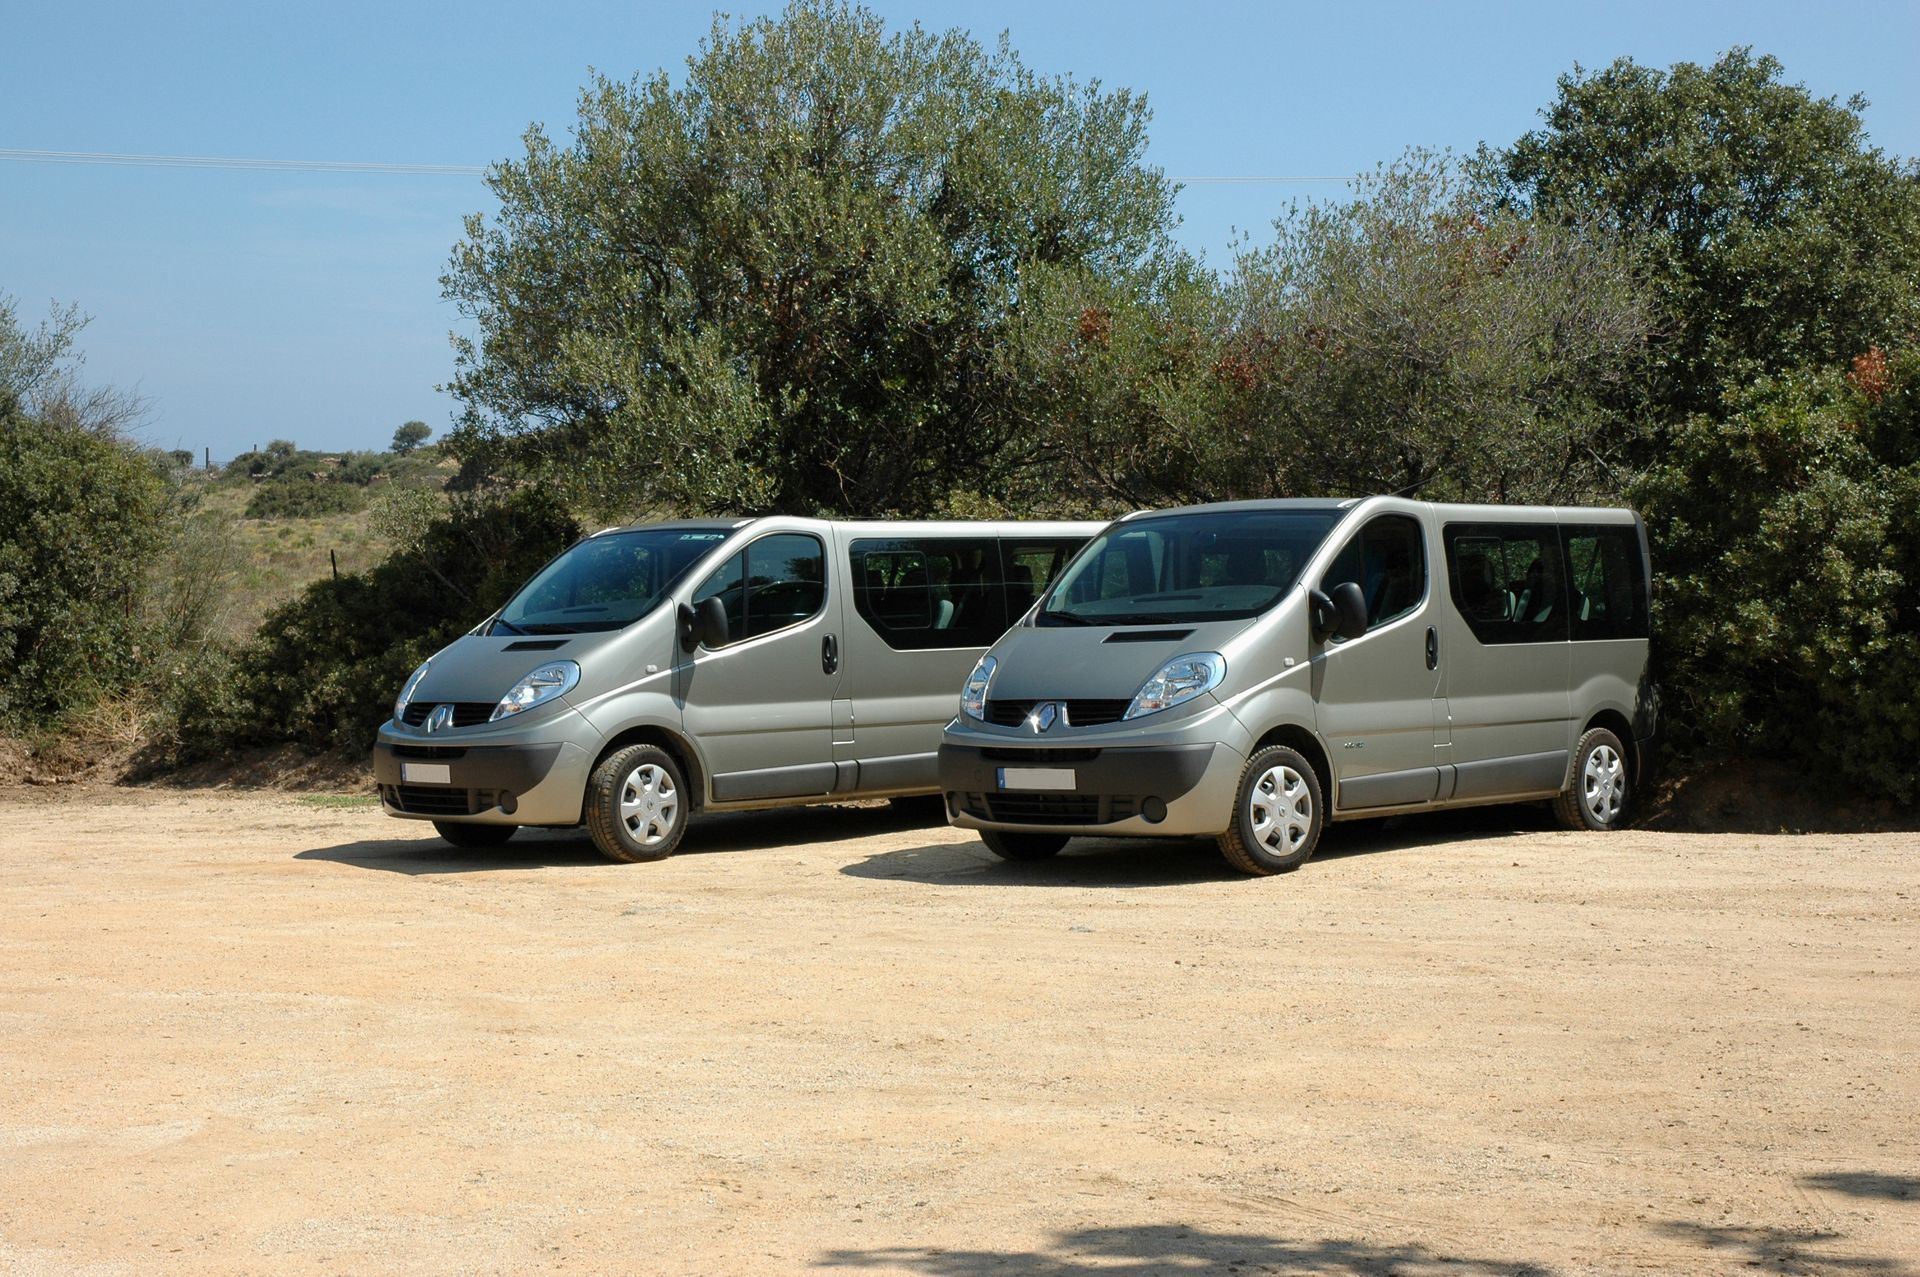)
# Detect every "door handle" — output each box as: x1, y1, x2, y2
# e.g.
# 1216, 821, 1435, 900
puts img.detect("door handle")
822, 633, 839, 675
1425, 626, 1439, 671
